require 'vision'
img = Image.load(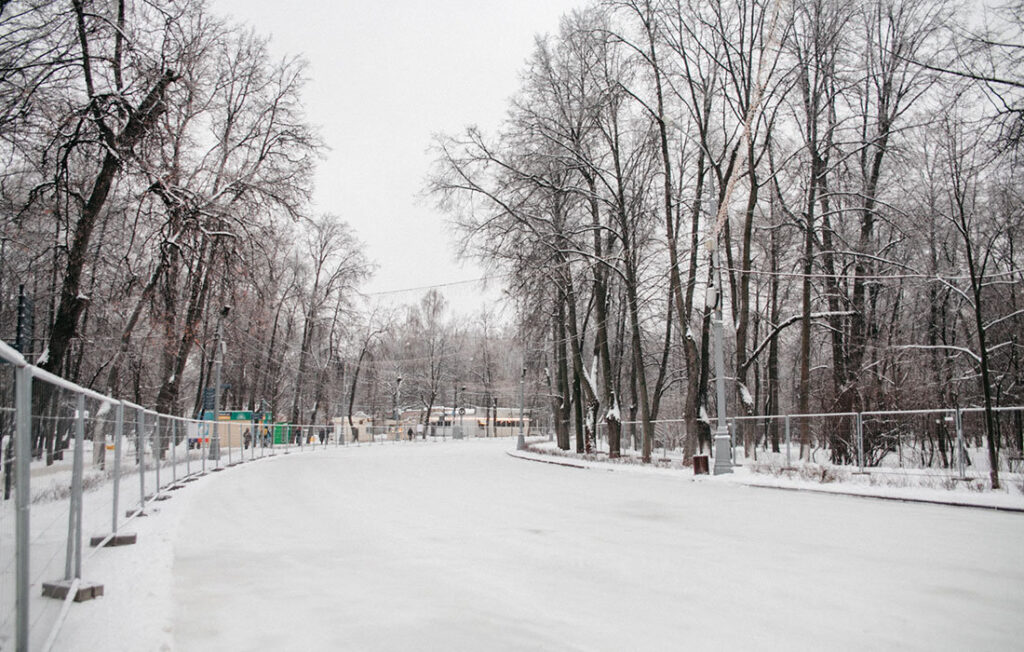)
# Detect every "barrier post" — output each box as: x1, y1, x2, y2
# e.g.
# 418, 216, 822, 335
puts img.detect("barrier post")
137, 407, 146, 510
956, 408, 966, 479
15, 363, 32, 651
154, 415, 161, 494
112, 402, 123, 533
43, 392, 103, 601
856, 413, 864, 473
170, 418, 177, 485
784, 415, 791, 468
71, 394, 85, 579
